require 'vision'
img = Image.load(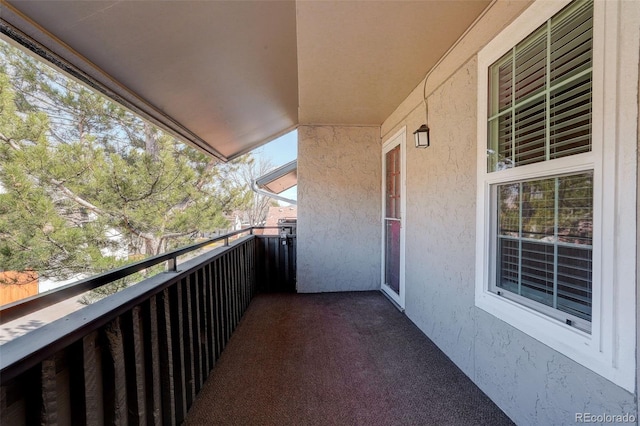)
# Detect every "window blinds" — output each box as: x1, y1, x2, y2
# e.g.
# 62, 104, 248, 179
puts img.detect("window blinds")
488, 0, 593, 172
497, 172, 593, 324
